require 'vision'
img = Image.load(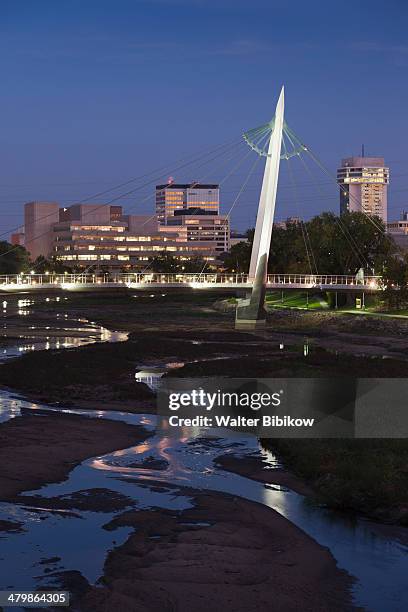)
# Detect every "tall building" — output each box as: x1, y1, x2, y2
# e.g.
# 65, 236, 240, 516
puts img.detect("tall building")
155, 181, 219, 225
24, 201, 59, 260
337, 156, 389, 223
